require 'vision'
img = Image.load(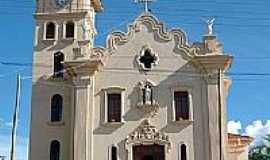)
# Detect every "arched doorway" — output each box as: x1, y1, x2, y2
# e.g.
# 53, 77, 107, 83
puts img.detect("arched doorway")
133, 144, 165, 160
